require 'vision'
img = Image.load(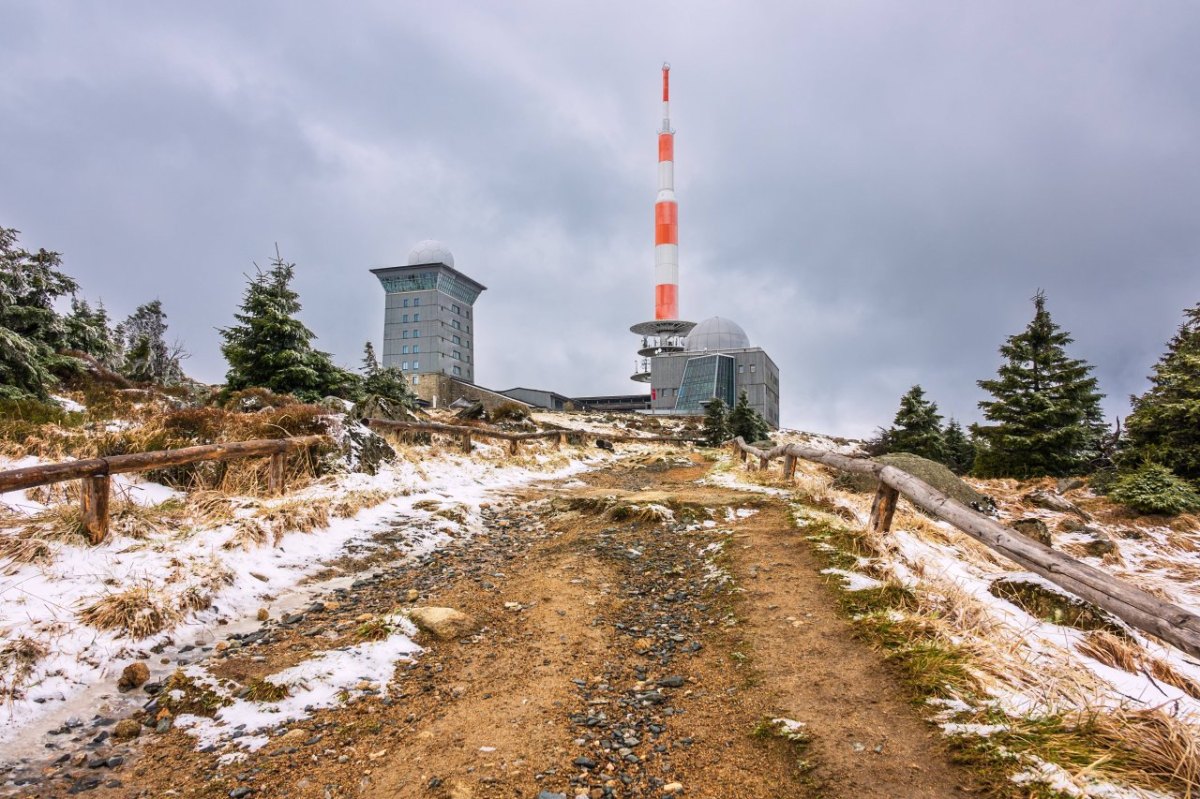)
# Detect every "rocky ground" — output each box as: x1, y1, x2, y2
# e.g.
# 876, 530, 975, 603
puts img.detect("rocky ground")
2, 451, 975, 799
